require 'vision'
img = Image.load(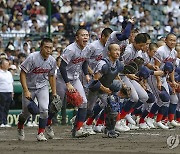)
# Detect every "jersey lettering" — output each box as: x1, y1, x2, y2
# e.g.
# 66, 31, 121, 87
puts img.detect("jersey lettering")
72, 57, 86, 64
32, 67, 50, 74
